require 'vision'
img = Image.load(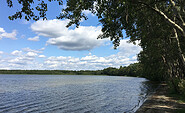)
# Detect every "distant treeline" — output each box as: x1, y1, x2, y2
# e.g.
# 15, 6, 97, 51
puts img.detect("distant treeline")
102, 63, 142, 77
0, 70, 101, 75
0, 63, 142, 77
